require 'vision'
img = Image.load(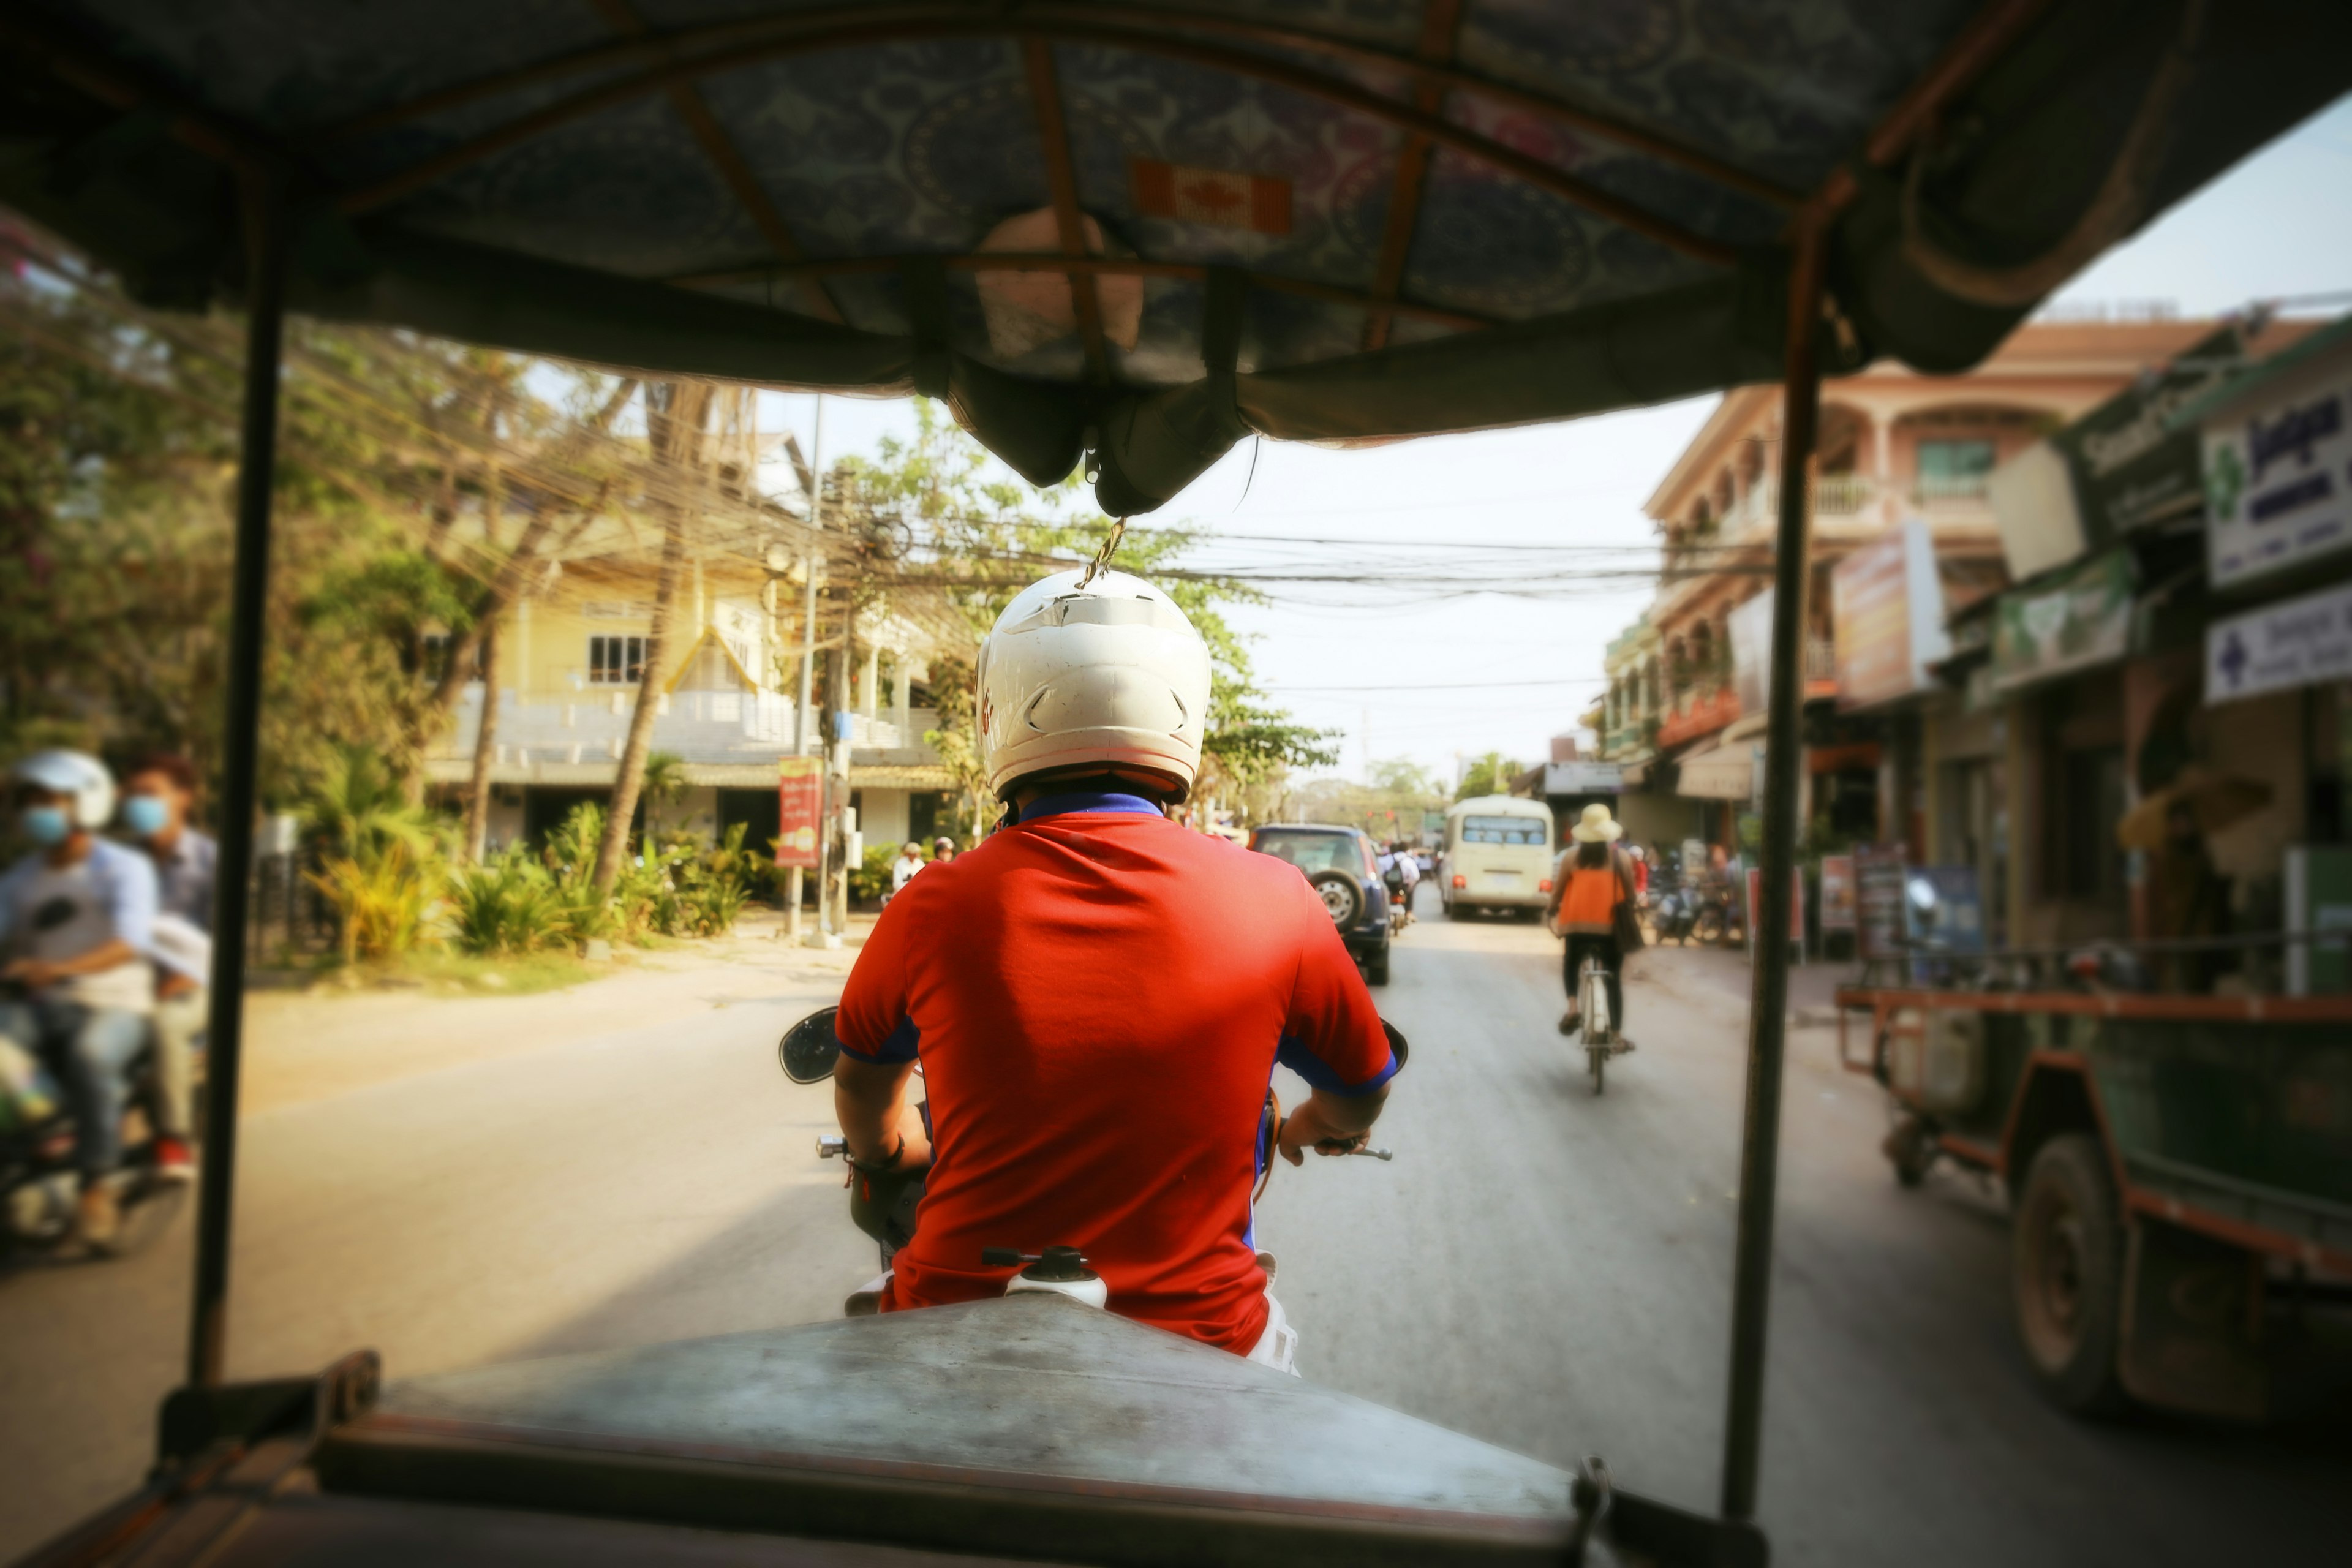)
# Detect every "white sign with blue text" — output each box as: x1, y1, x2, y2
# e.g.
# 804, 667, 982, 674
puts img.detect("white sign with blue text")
2206, 578, 2352, 706
2203, 352, 2352, 587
